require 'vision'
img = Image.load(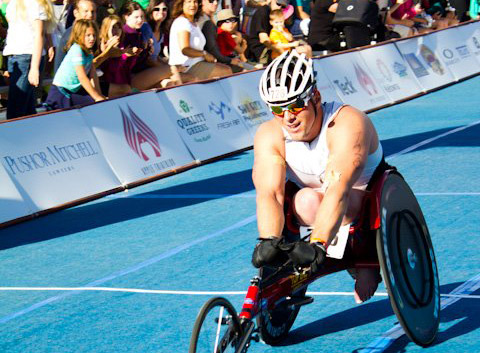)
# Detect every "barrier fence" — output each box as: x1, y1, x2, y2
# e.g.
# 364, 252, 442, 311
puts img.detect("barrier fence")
1, 21, 479, 228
